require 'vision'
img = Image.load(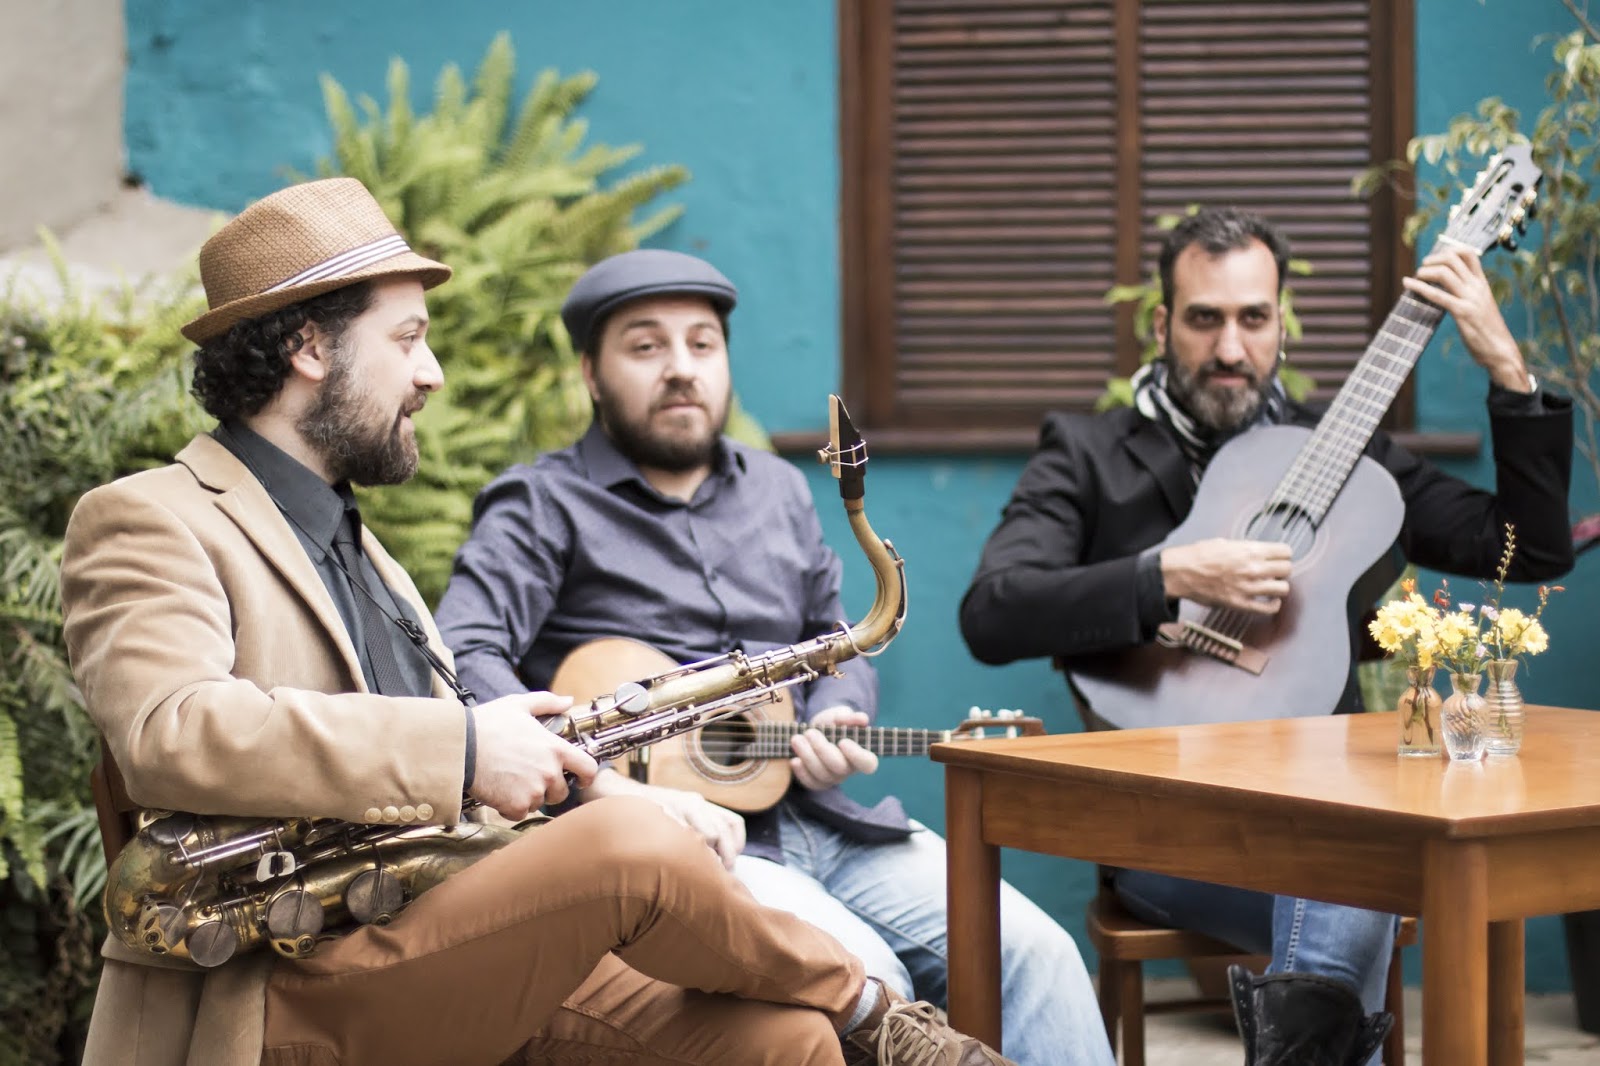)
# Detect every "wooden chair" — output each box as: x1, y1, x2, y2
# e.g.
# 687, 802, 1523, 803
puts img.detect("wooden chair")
89, 740, 136, 865
1088, 871, 1418, 1066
